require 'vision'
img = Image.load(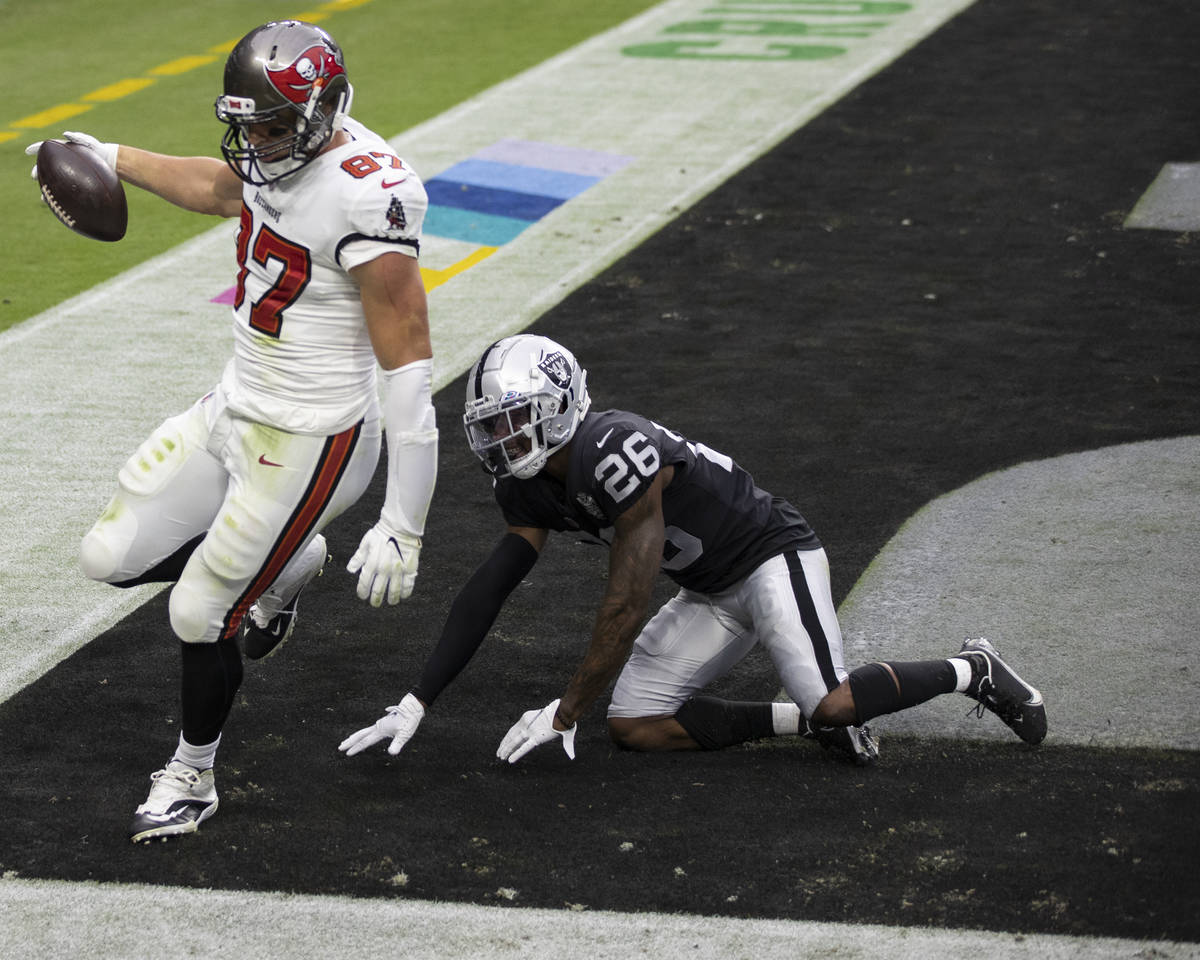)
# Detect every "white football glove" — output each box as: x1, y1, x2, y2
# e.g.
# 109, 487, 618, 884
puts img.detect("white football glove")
26, 131, 119, 179
346, 523, 421, 606
338, 693, 426, 757
496, 699, 577, 764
